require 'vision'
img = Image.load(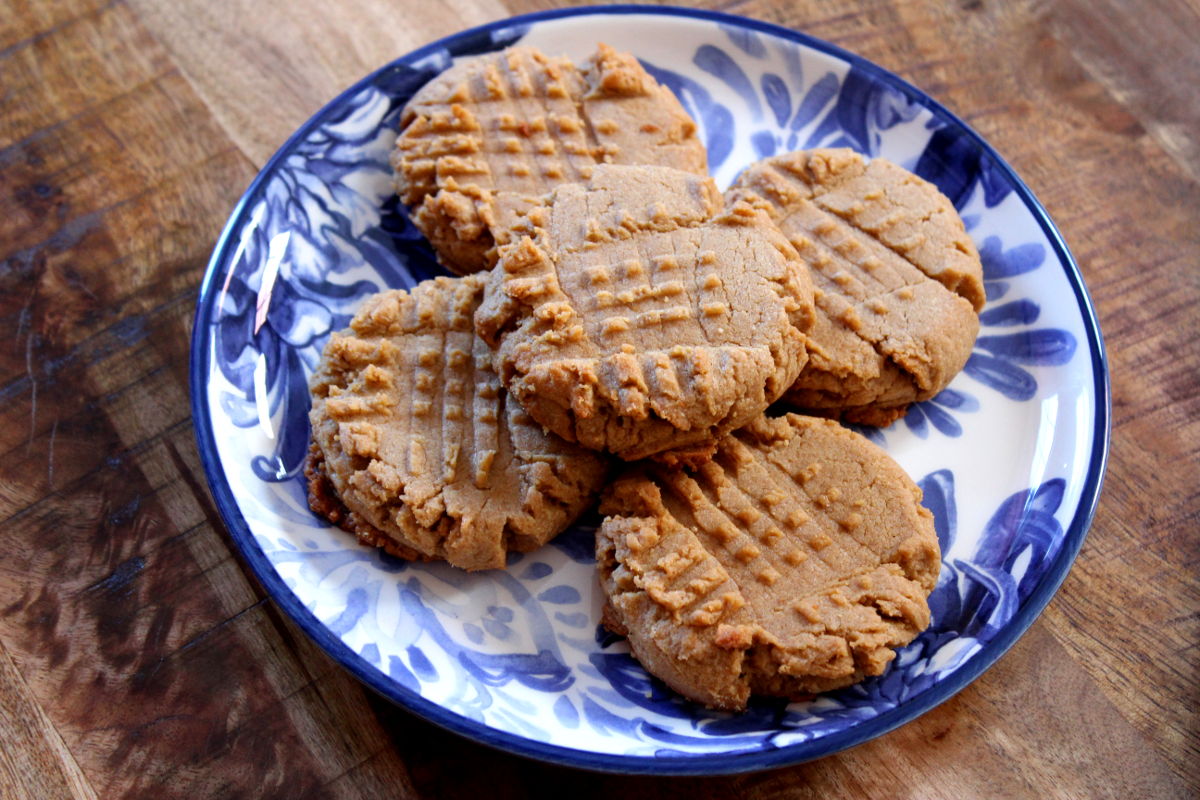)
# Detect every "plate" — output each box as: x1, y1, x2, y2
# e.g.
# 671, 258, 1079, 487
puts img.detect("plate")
190, 5, 1109, 774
